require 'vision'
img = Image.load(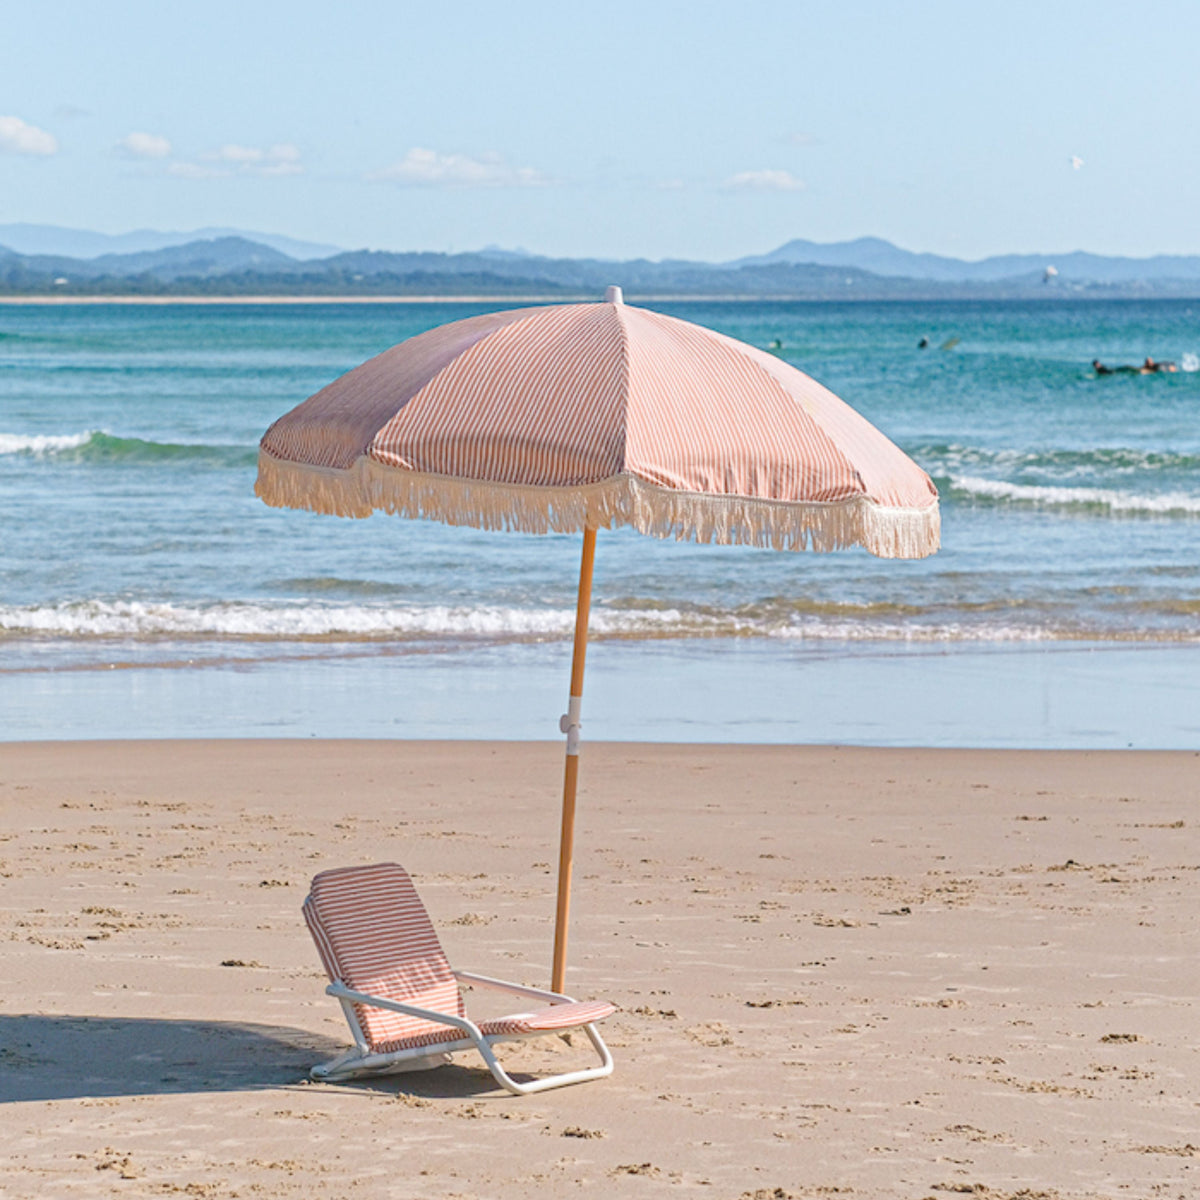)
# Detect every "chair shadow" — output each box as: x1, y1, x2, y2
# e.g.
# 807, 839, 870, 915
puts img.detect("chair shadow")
331, 1059, 528, 1100
331, 1030, 607, 1101
0, 1014, 344, 1103
0, 1014, 548, 1103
